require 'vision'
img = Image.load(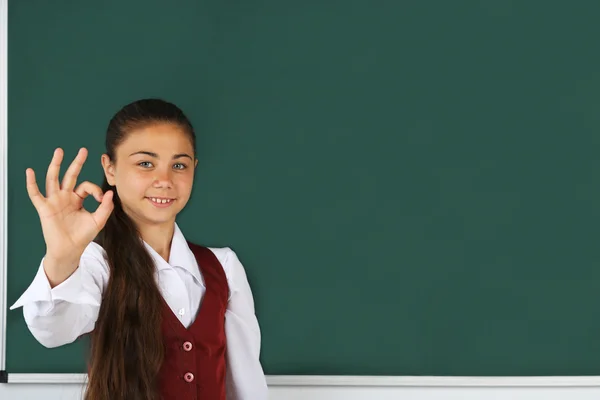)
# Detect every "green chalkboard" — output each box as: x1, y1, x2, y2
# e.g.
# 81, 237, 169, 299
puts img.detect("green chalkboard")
6, 0, 600, 376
